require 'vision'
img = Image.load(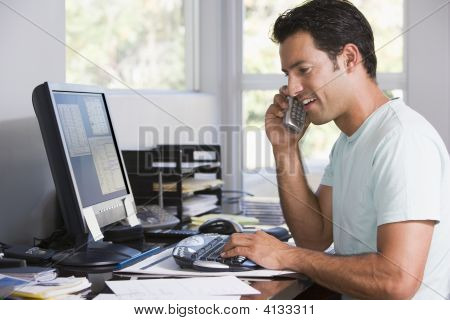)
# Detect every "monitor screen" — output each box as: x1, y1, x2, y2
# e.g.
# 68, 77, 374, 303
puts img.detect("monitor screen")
53, 92, 128, 207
